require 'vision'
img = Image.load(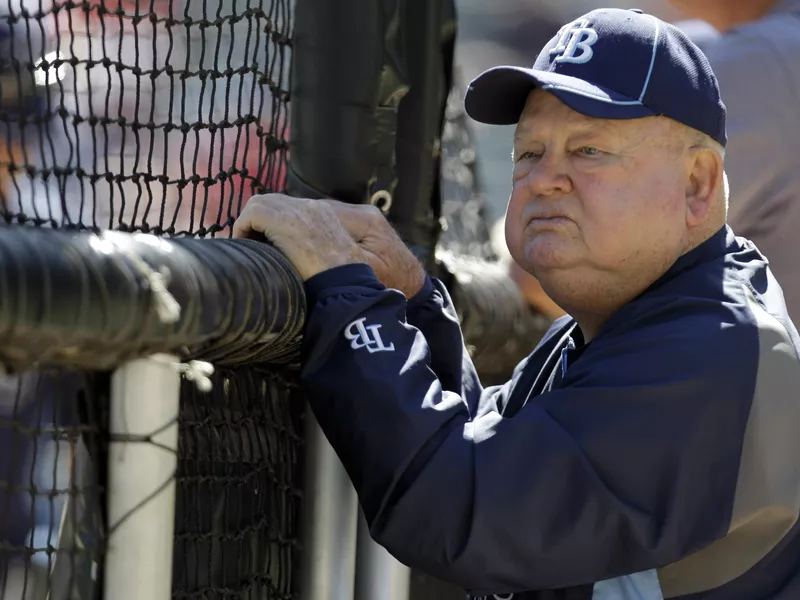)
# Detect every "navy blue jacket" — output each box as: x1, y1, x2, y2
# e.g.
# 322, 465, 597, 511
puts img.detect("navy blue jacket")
301, 226, 800, 599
